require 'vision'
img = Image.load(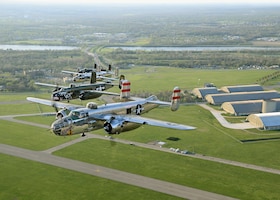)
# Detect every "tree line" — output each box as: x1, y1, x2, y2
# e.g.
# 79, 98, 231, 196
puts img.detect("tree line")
0, 50, 93, 91
100, 48, 280, 69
